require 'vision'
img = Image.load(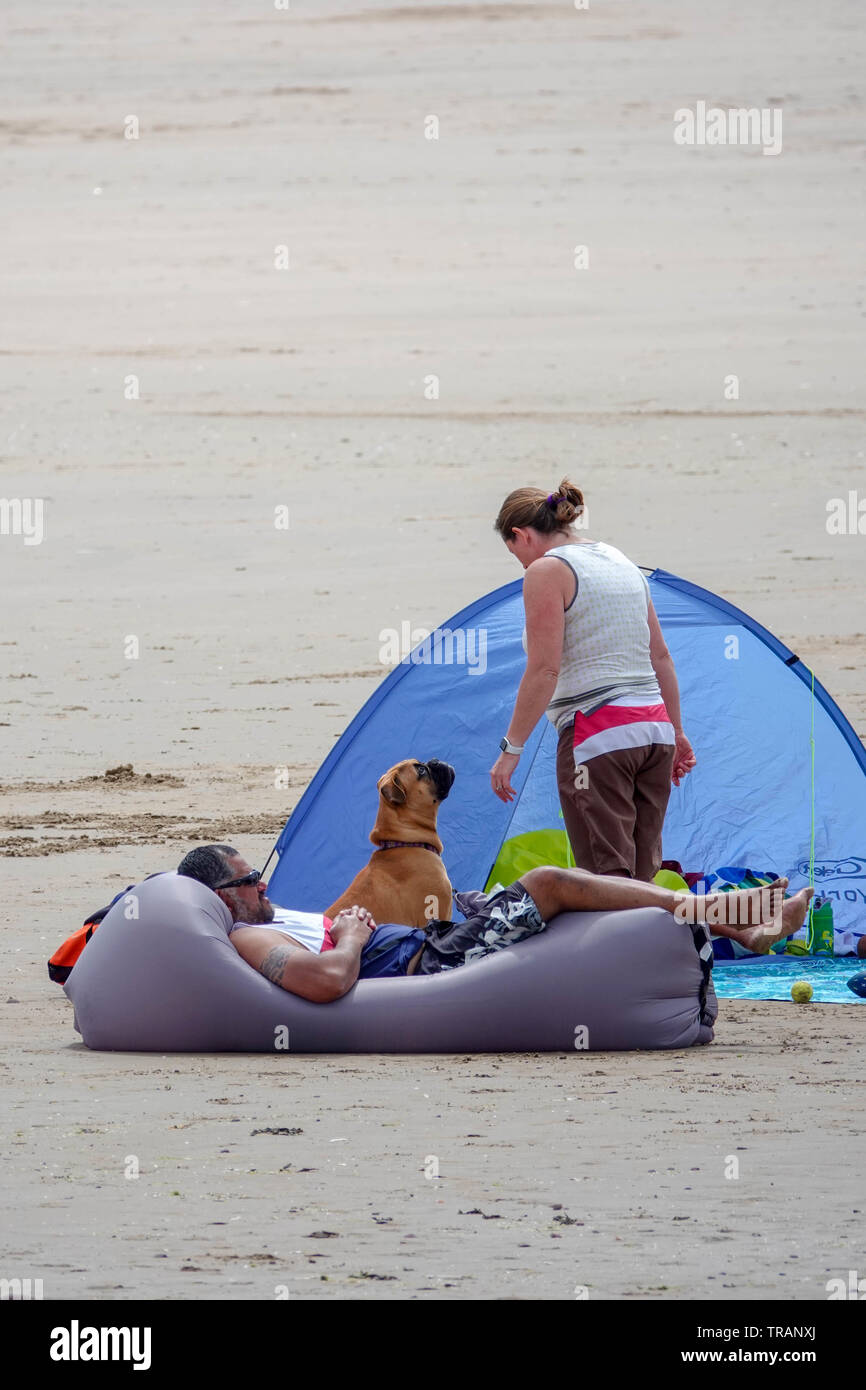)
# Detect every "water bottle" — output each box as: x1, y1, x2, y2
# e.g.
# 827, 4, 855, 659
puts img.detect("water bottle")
807, 899, 834, 956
